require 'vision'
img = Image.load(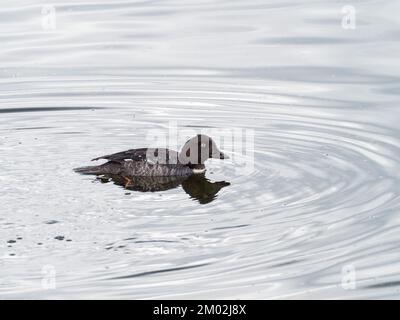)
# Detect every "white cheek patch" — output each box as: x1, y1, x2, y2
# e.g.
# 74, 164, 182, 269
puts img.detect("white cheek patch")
192, 168, 206, 174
